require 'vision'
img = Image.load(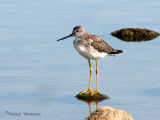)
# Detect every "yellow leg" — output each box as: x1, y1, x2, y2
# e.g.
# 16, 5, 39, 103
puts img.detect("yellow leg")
88, 60, 92, 91
96, 102, 98, 110
88, 102, 92, 115
96, 60, 99, 92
